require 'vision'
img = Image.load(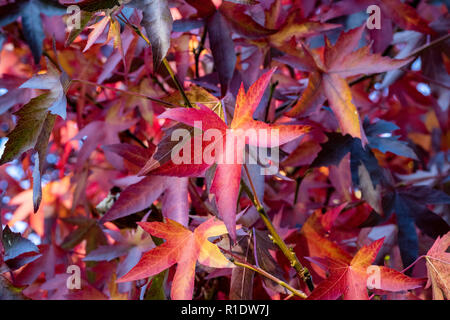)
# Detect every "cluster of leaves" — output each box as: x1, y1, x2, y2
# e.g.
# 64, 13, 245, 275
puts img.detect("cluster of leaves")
0, 0, 449, 300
